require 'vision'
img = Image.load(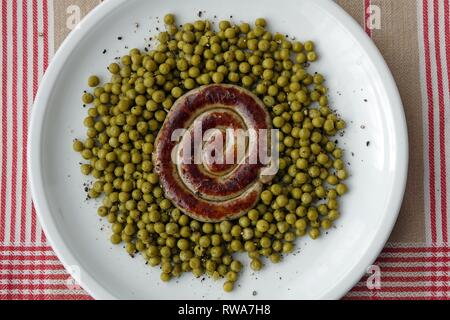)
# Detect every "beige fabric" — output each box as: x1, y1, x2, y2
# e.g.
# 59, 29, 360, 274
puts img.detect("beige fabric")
53, 0, 101, 49
336, 0, 365, 25
53, 0, 424, 244
336, 0, 424, 243
372, 0, 424, 243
